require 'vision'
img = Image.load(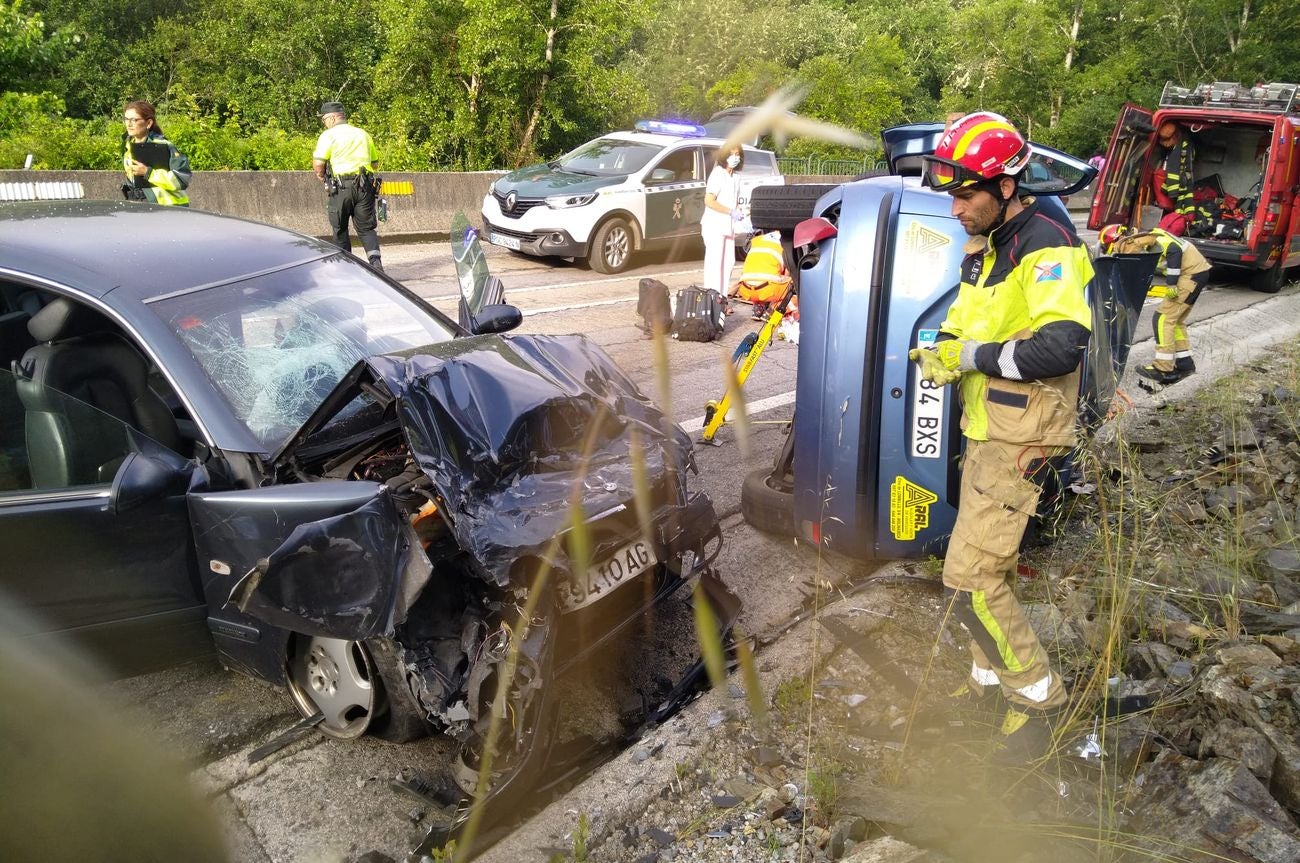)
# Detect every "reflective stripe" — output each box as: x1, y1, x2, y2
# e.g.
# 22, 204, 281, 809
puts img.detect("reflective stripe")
1013, 672, 1054, 703
1175, 350, 1193, 358
972, 590, 1026, 673
953, 120, 1016, 161
971, 663, 1001, 686
1154, 351, 1176, 360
